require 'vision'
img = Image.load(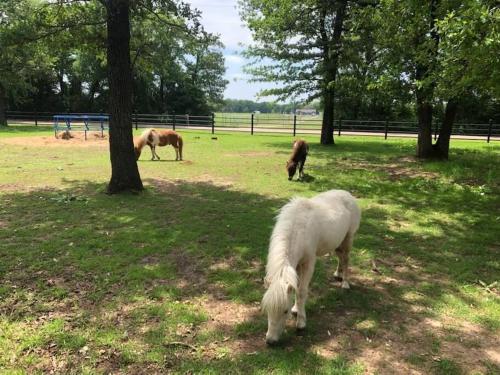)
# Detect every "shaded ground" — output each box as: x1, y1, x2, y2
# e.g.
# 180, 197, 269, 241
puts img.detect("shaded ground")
0, 129, 499, 374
